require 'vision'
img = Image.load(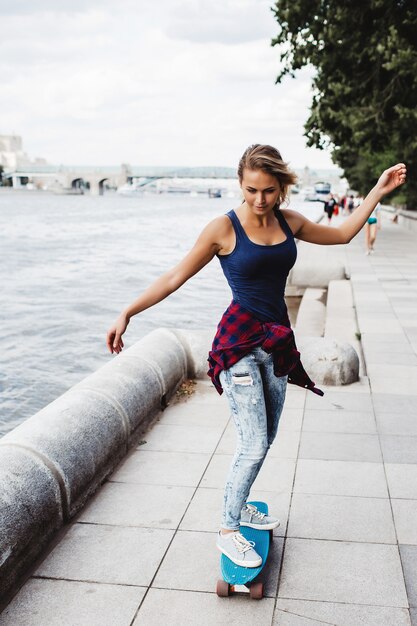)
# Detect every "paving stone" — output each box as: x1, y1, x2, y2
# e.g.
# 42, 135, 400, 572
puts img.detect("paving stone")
139, 423, 224, 454
386, 464, 417, 499
380, 435, 417, 463
299, 432, 382, 463
294, 459, 388, 497
358, 313, 404, 337
273, 608, 324, 625
179, 487, 291, 537
179, 488, 225, 532
302, 409, 376, 434
0, 579, 144, 626
411, 608, 417, 626
153, 529, 283, 598
160, 401, 230, 426
152, 530, 219, 593
278, 538, 408, 607
252, 456, 297, 493
274, 599, 411, 626
132, 588, 275, 625
77, 482, 194, 529
361, 333, 411, 347
366, 365, 417, 396
372, 394, 417, 414
278, 408, 304, 431
400, 545, 417, 607
269, 430, 301, 459
34, 523, 174, 586
305, 391, 373, 412
376, 414, 417, 436
392, 500, 417, 545
110, 449, 211, 487
287, 493, 396, 543
282, 388, 306, 409
357, 318, 404, 334
365, 351, 417, 366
